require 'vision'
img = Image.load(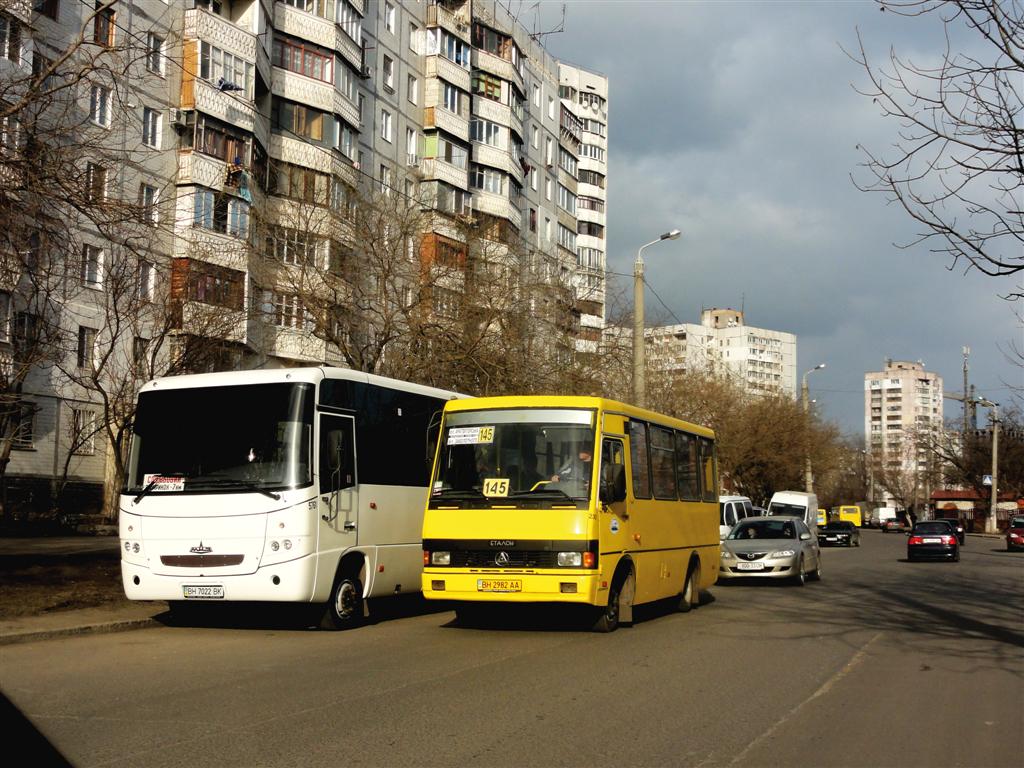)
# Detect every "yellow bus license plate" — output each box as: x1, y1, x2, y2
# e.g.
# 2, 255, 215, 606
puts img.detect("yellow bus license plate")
477, 578, 522, 592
